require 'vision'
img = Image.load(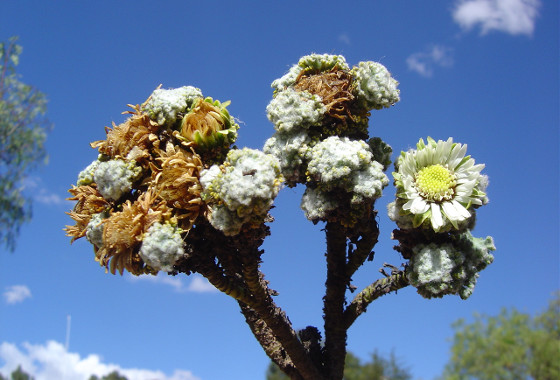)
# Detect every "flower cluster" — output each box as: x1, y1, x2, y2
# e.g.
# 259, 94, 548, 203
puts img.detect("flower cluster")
139, 222, 185, 272
65, 86, 239, 275
200, 148, 283, 236
264, 53, 399, 225
407, 231, 495, 299
143, 86, 203, 127
389, 137, 494, 299
65, 53, 496, 305
353, 61, 401, 110
302, 136, 388, 222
